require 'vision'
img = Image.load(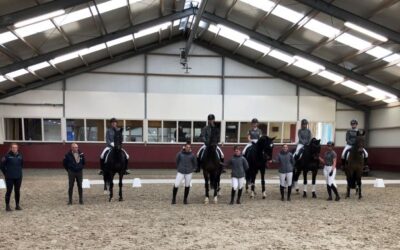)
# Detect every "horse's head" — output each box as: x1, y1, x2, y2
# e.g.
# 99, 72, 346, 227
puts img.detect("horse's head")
354, 135, 365, 154
258, 135, 275, 160
309, 138, 321, 156
113, 129, 123, 151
